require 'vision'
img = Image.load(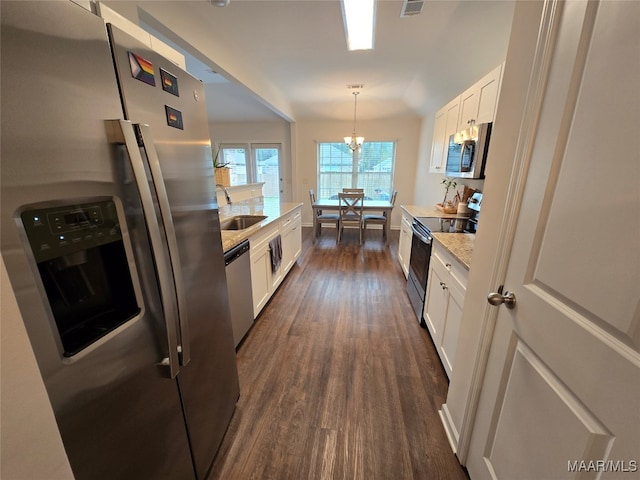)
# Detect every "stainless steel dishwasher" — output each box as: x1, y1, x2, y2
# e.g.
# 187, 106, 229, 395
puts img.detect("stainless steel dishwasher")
224, 239, 254, 348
